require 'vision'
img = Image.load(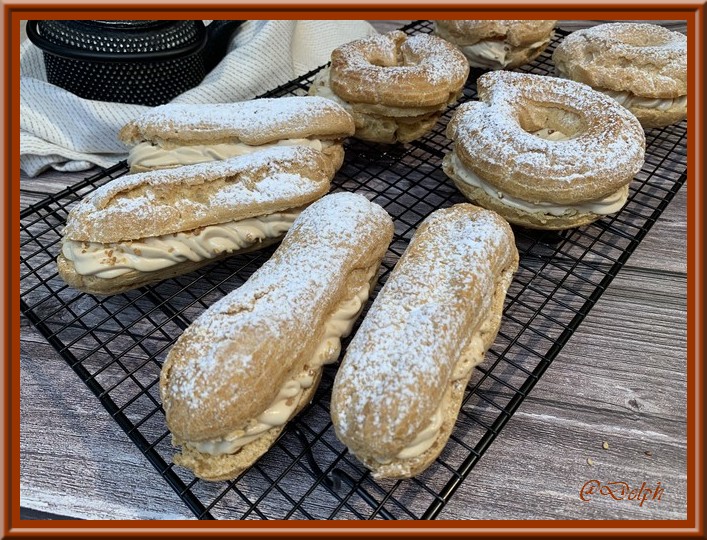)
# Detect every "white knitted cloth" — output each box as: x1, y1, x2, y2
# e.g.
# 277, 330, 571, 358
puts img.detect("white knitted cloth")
20, 20, 376, 177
